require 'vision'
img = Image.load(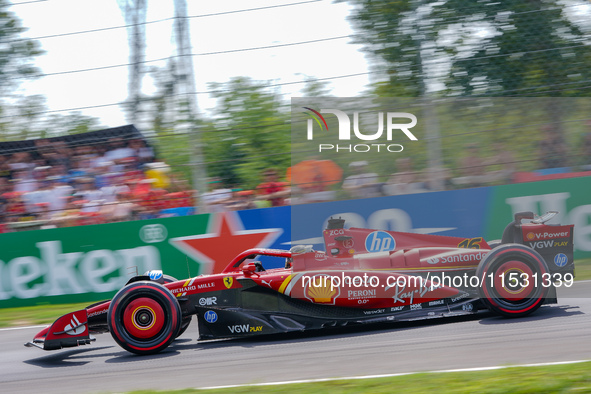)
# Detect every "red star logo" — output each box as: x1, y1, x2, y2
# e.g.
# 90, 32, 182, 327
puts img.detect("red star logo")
169, 211, 282, 274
